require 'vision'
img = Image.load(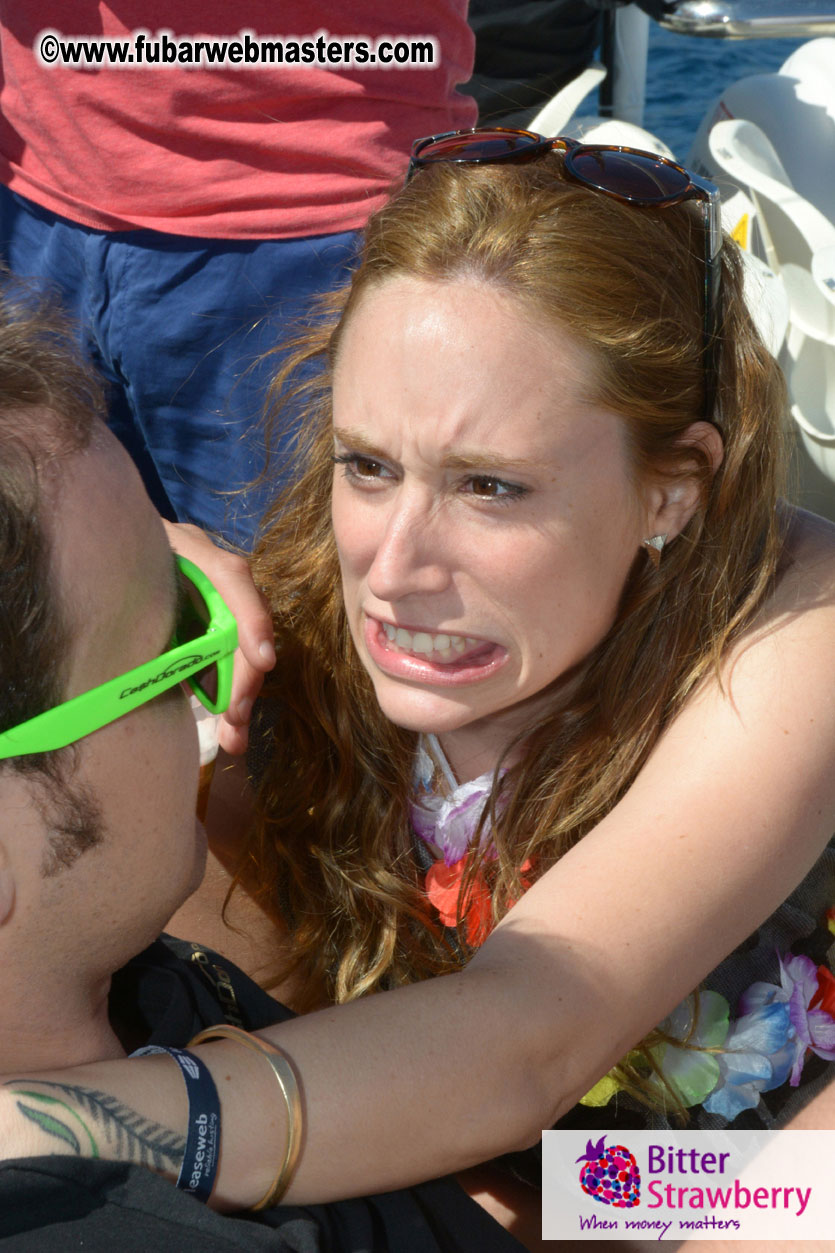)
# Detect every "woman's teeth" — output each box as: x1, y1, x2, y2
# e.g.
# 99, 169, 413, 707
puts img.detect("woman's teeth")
382, 622, 482, 663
